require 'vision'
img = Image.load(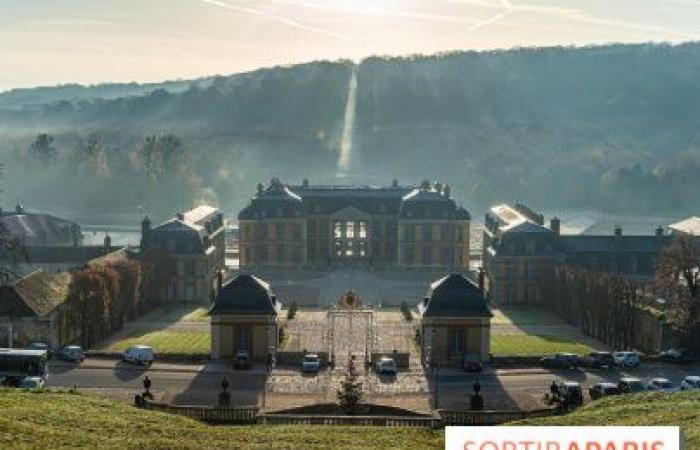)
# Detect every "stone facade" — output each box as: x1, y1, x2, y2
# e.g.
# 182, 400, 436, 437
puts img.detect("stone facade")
239, 178, 470, 270
483, 203, 671, 306
141, 205, 225, 304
